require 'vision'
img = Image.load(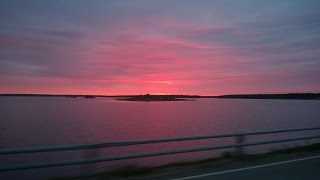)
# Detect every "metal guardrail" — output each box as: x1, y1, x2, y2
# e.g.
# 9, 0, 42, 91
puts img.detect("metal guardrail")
1, 127, 320, 171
